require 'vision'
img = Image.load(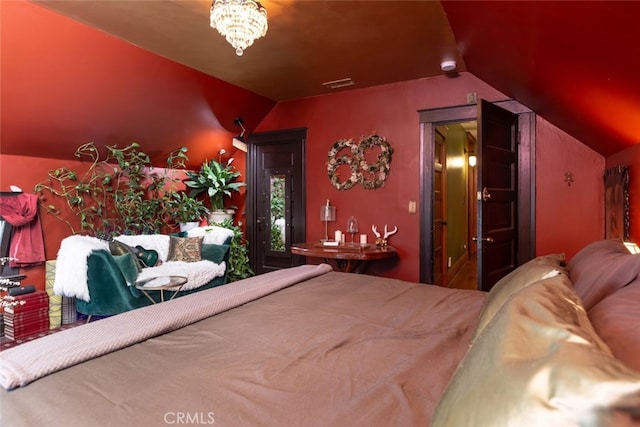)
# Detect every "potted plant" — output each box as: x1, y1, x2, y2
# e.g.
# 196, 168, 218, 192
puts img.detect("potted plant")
168, 192, 210, 232
35, 142, 189, 237
216, 219, 253, 282
184, 158, 246, 224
